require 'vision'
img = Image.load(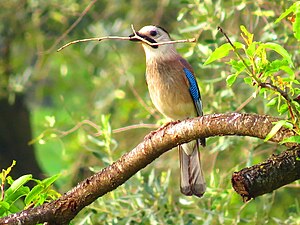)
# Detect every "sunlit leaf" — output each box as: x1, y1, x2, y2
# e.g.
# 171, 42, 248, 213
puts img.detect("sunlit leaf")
25, 174, 60, 206
244, 77, 253, 85
5, 186, 30, 205
1, 161, 16, 183
266, 98, 277, 107
265, 120, 288, 141
226, 74, 238, 86
240, 25, 254, 45
280, 65, 294, 76
275, 2, 299, 23
246, 41, 257, 57
263, 43, 293, 66
278, 103, 288, 114
45, 116, 56, 128
293, 12, 300, 40
204, 42, 244, 65
4, 175, 32, 201
280, 135, 300, 144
